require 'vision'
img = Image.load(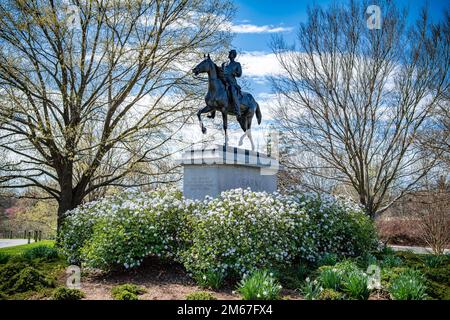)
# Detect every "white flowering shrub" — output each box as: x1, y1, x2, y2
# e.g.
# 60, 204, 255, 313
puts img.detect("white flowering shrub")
181, 189, 378, 281
59, 190, 191, 269
179, 189, 301, 280
288, 192, 378, 262
59, 188, 377, 282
